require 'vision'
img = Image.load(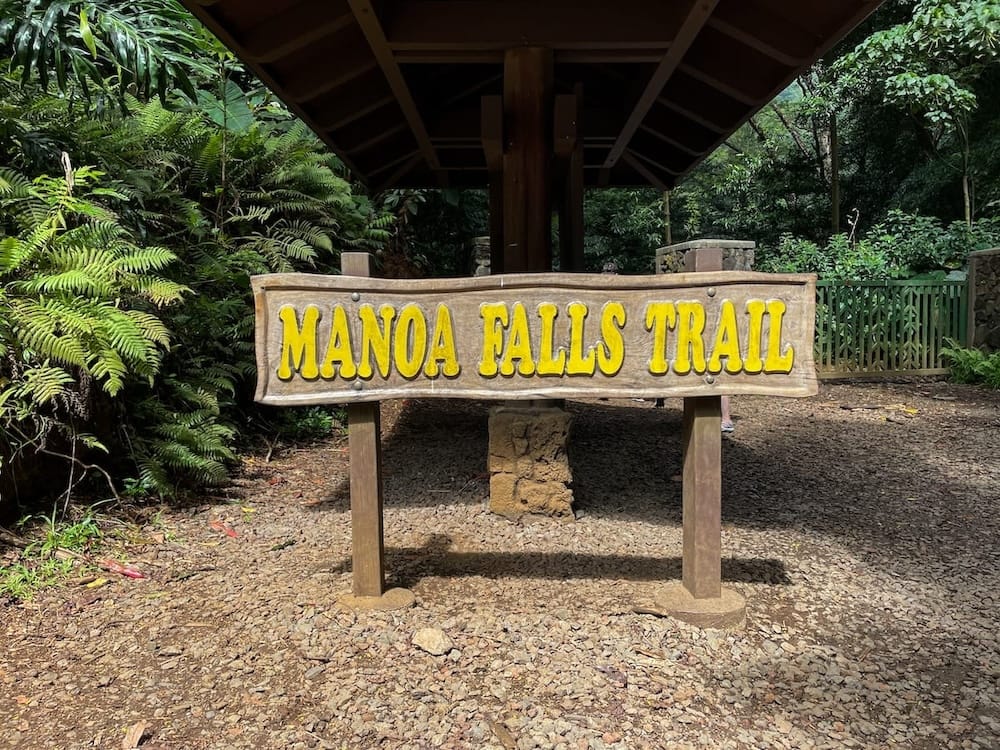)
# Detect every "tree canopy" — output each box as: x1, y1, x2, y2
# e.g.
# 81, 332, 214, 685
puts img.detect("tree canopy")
1, 0, 999, 510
